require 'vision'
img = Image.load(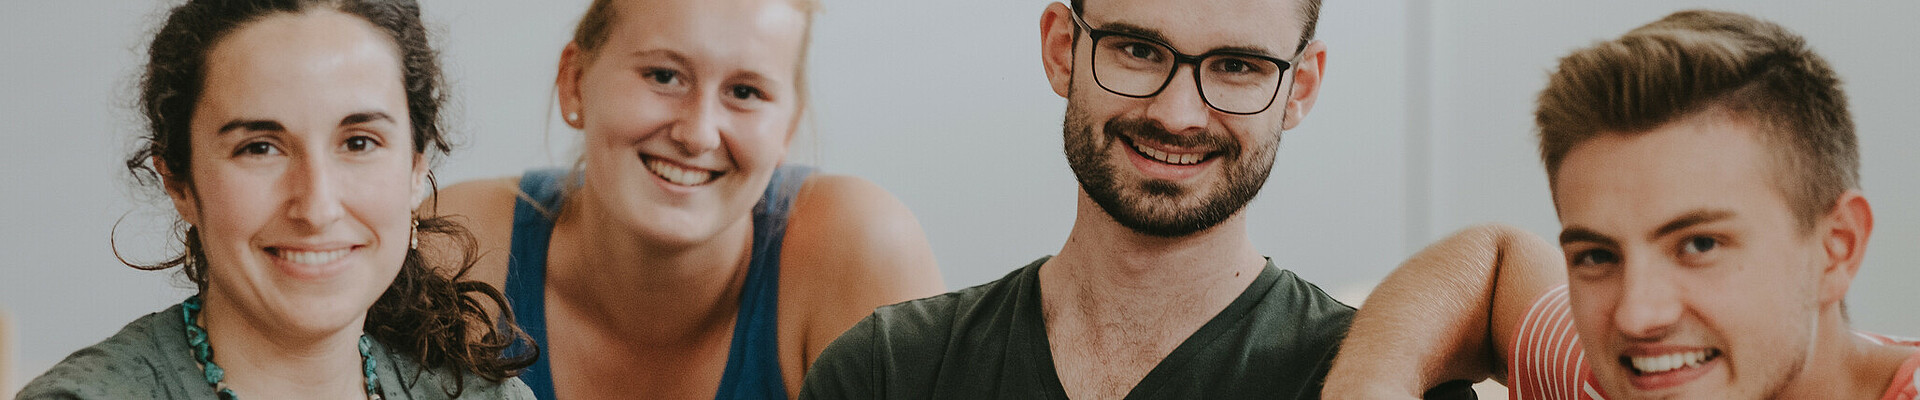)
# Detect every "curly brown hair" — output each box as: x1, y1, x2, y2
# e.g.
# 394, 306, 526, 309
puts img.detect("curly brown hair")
121, 0, 536, 394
